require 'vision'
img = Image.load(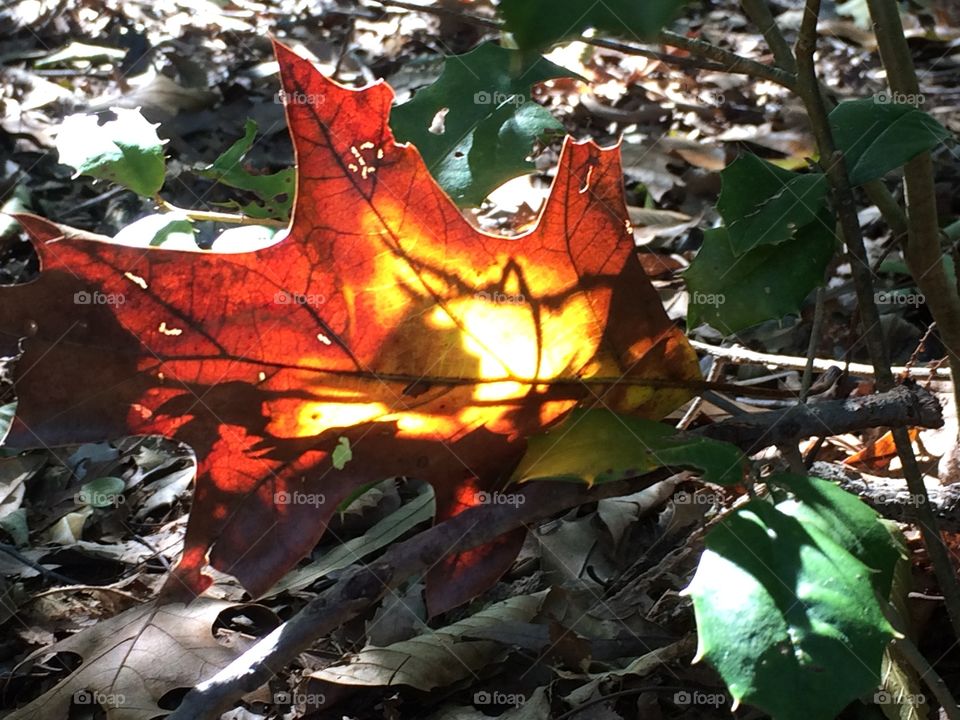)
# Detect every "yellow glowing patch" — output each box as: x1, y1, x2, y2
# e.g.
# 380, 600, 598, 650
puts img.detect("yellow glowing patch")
391, 412, 460, 437
270, 401, 389, 437
429, 293, 597, 400
299, 402, 388, 432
